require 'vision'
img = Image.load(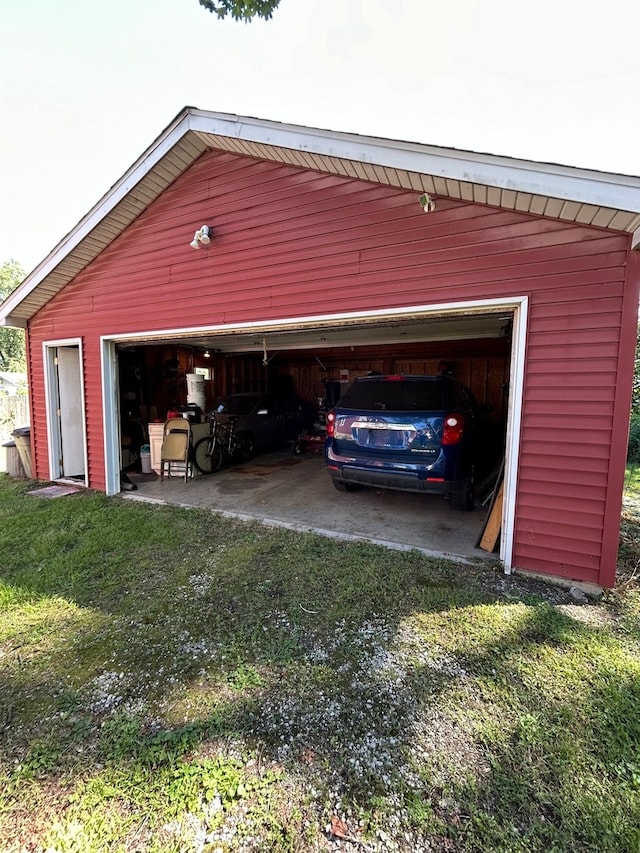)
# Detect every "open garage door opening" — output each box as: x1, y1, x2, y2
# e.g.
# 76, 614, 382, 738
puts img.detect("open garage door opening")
107, 304, 521, 565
